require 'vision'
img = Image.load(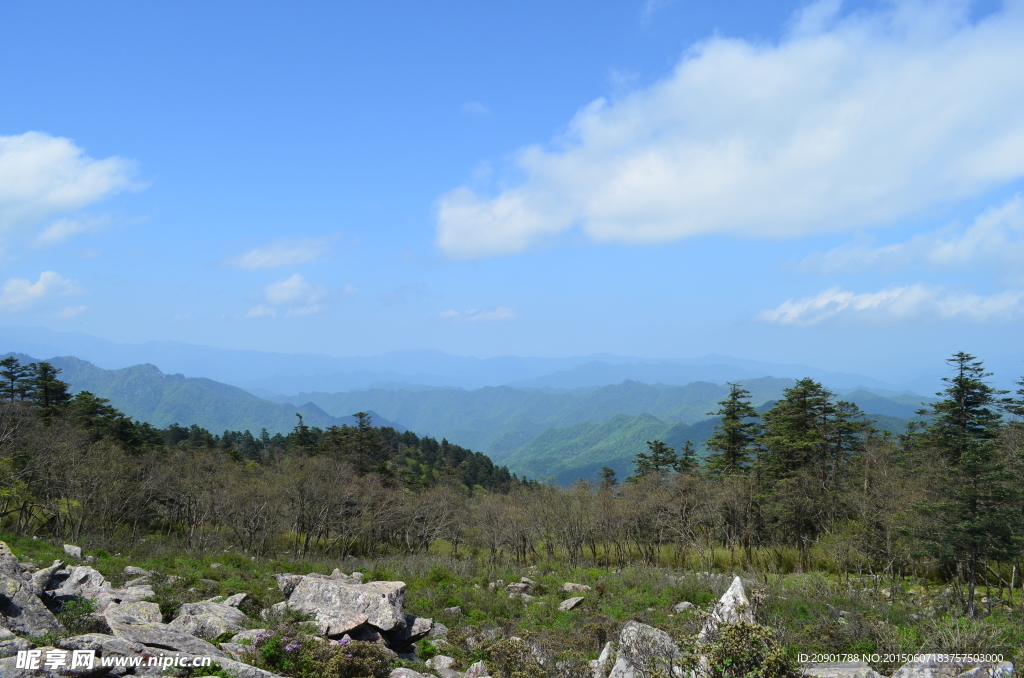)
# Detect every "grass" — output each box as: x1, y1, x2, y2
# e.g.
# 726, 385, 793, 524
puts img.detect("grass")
4, 533, 1023, 677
